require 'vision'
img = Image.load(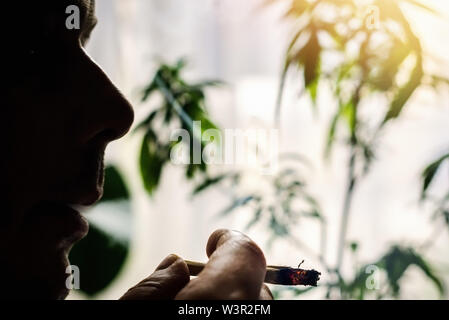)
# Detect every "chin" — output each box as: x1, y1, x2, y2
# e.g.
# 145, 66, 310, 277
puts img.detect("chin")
0, 248, 72, 300
38, 247, 77, 299
50, 252, 73, 300
31, 245, 78, 299
6, 202, 90, 299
